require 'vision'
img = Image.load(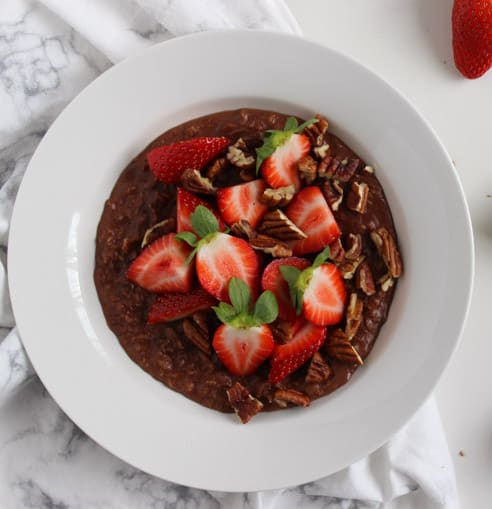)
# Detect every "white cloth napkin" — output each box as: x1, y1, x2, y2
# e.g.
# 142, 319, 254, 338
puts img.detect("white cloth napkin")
0, 1, 458, 508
